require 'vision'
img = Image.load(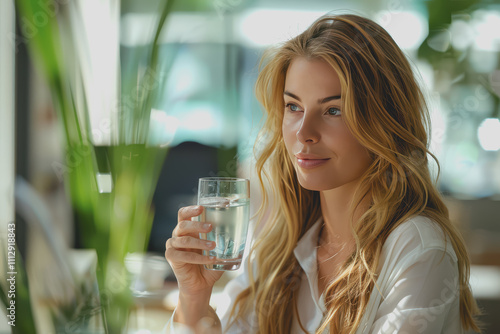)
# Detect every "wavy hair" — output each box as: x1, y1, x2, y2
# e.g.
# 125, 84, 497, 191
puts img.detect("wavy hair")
226, 13, 481, 333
